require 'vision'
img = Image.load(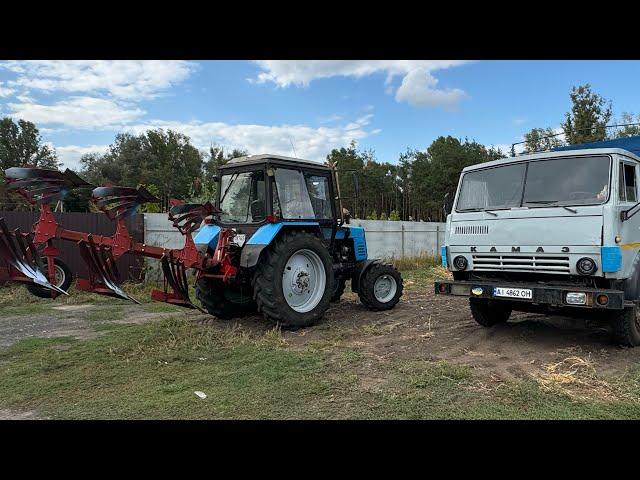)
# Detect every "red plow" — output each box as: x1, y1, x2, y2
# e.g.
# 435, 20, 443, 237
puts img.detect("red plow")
0, 167, 216, 310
